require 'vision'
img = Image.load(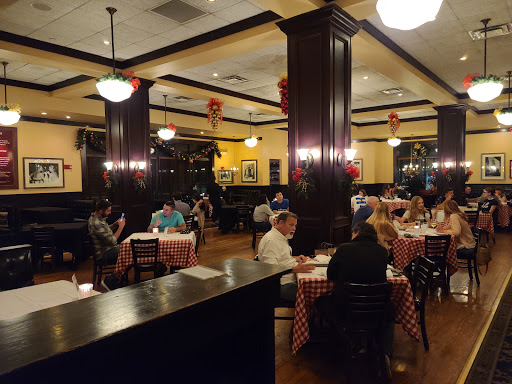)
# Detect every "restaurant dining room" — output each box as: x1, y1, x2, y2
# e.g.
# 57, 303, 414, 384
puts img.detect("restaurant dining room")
2, 0, 512, 383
